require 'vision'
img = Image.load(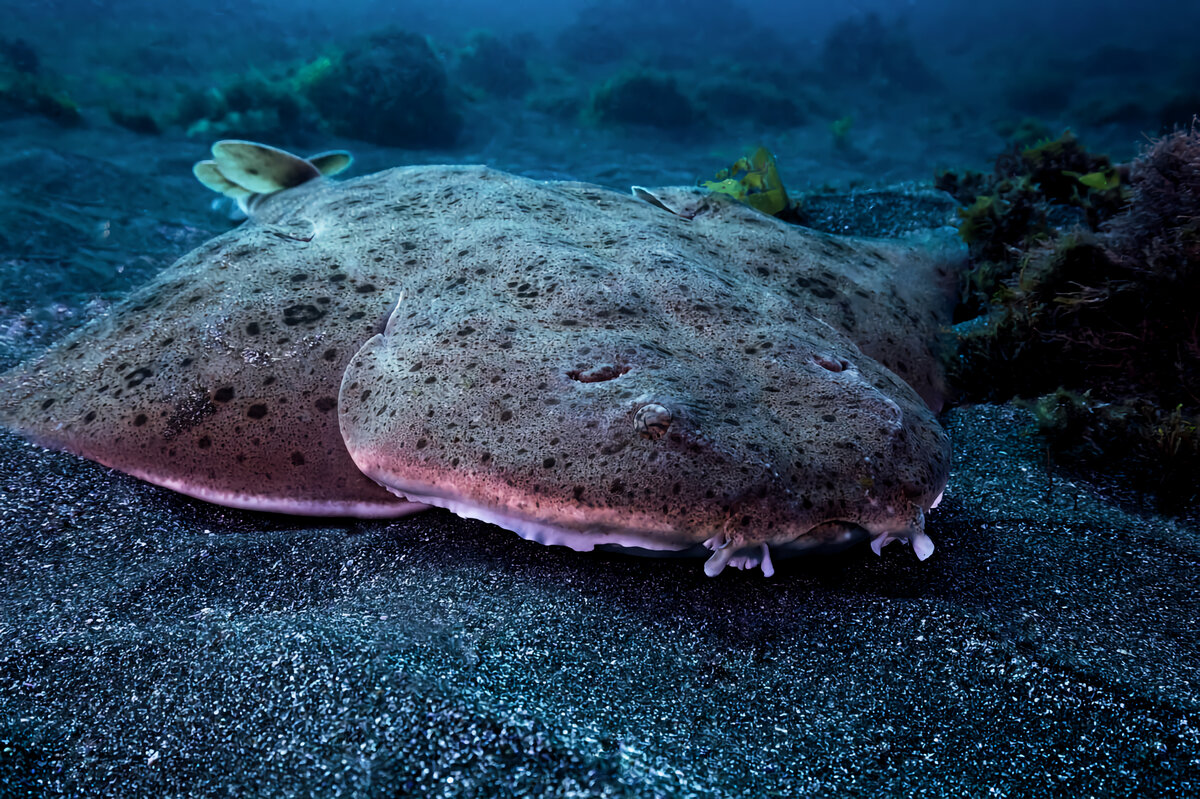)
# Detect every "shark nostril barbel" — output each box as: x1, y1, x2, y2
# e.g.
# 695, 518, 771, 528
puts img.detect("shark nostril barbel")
634, 403, 672, 439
